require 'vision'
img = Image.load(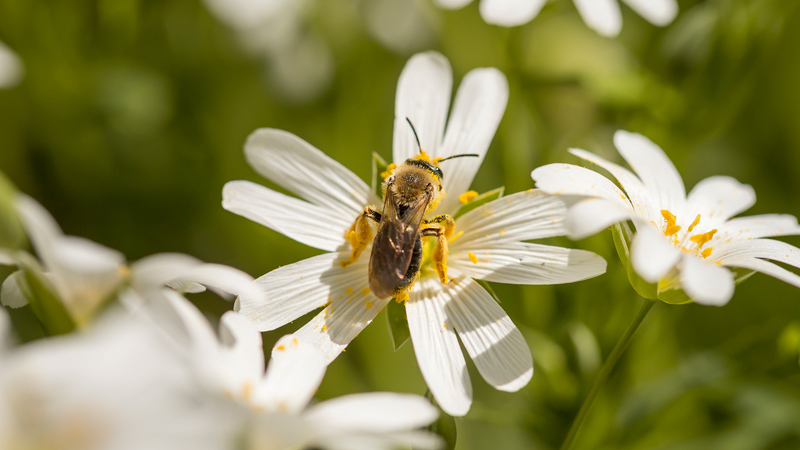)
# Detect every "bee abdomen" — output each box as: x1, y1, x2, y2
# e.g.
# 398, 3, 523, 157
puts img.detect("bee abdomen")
396, 236, 423, 292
